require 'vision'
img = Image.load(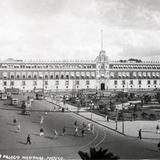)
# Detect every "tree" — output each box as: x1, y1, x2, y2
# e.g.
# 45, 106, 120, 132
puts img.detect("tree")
78, 147, 120, 160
